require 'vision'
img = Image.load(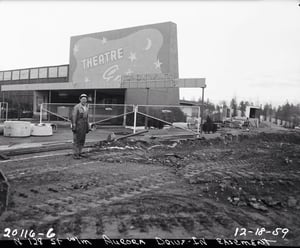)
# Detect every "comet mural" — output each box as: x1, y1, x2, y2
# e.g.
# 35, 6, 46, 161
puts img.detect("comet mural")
71, 29, 164, 86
